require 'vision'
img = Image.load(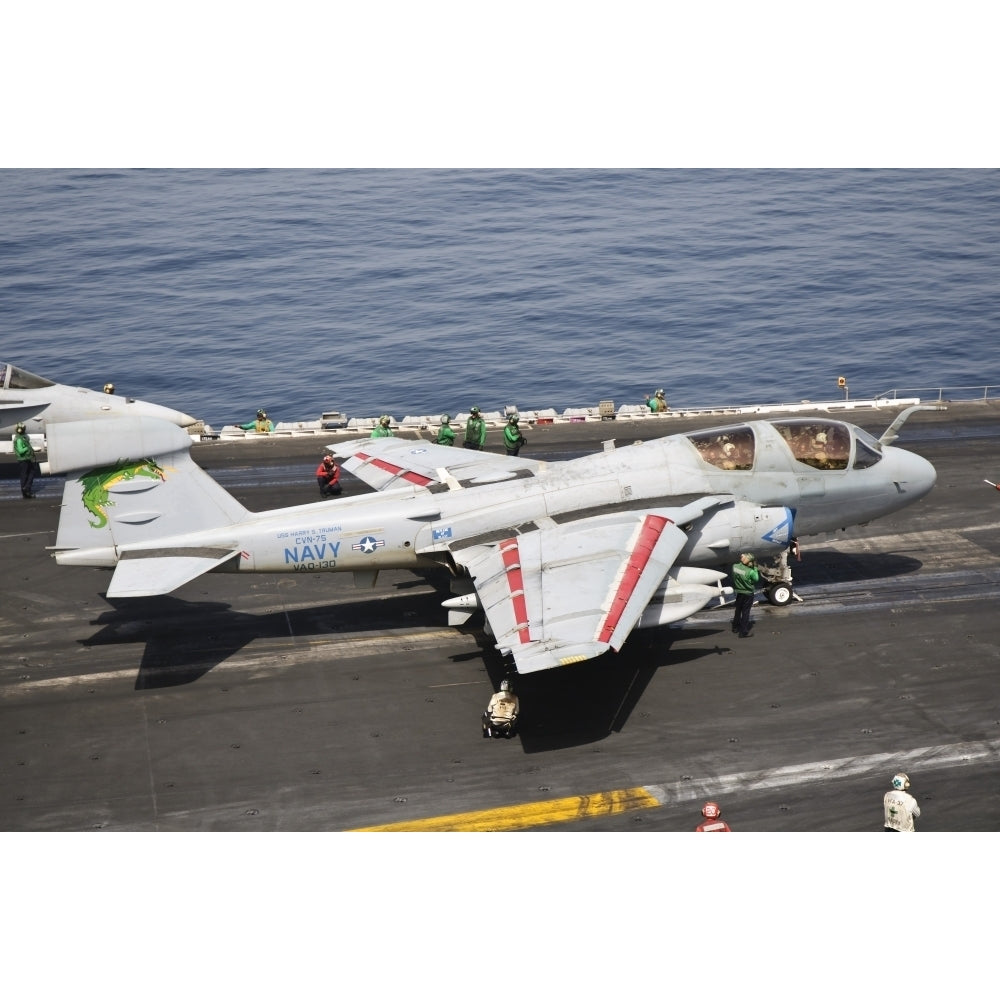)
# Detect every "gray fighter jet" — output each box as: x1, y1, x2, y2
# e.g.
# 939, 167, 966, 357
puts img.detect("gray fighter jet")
0, 361, 198, 449
44, 408, 936, 674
